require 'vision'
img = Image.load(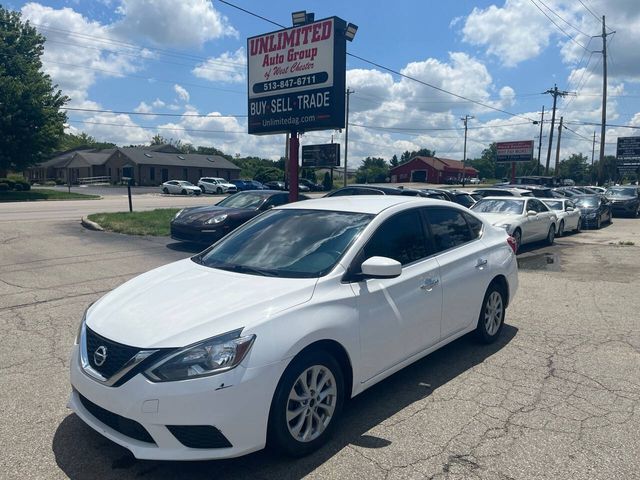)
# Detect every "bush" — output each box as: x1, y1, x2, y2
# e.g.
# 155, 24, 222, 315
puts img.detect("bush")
0, 183, 9, 192
0, 178, 15, 189
19, 181, 31, 191
14, 183, 23, 191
